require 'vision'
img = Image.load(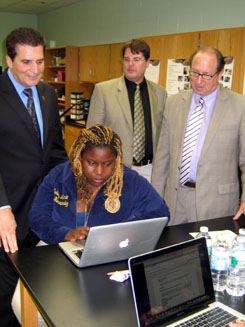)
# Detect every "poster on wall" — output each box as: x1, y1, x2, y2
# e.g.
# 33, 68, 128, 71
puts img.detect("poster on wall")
220, 57, 234, 90
145, 60, 160, 84
166, 57, 234, 96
